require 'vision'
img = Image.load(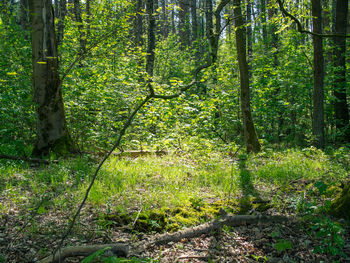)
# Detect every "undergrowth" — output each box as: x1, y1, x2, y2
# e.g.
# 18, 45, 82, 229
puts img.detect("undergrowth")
0, 145, 349, 260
